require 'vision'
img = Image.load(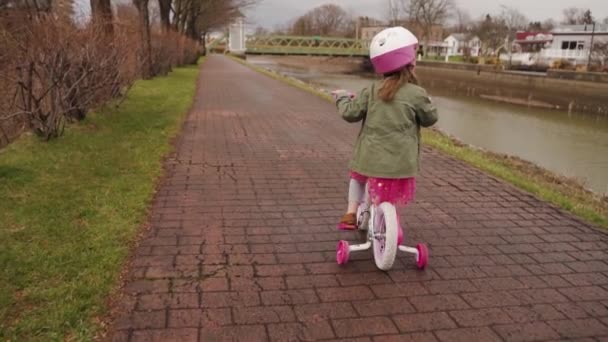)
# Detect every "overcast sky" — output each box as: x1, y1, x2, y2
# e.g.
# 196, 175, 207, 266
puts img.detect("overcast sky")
245, 0, 608, 29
